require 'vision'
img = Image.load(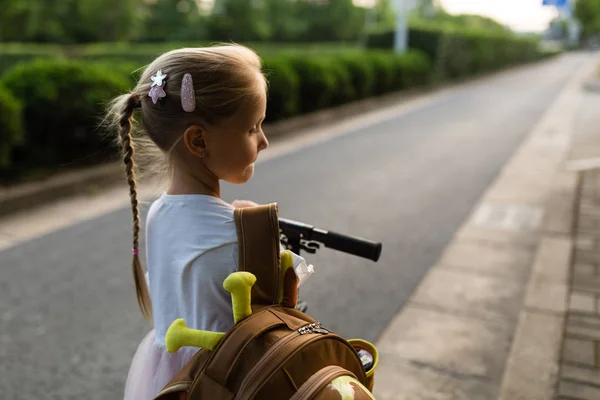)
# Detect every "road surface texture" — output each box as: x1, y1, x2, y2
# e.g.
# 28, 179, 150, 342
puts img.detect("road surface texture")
0, 53, 590, 398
